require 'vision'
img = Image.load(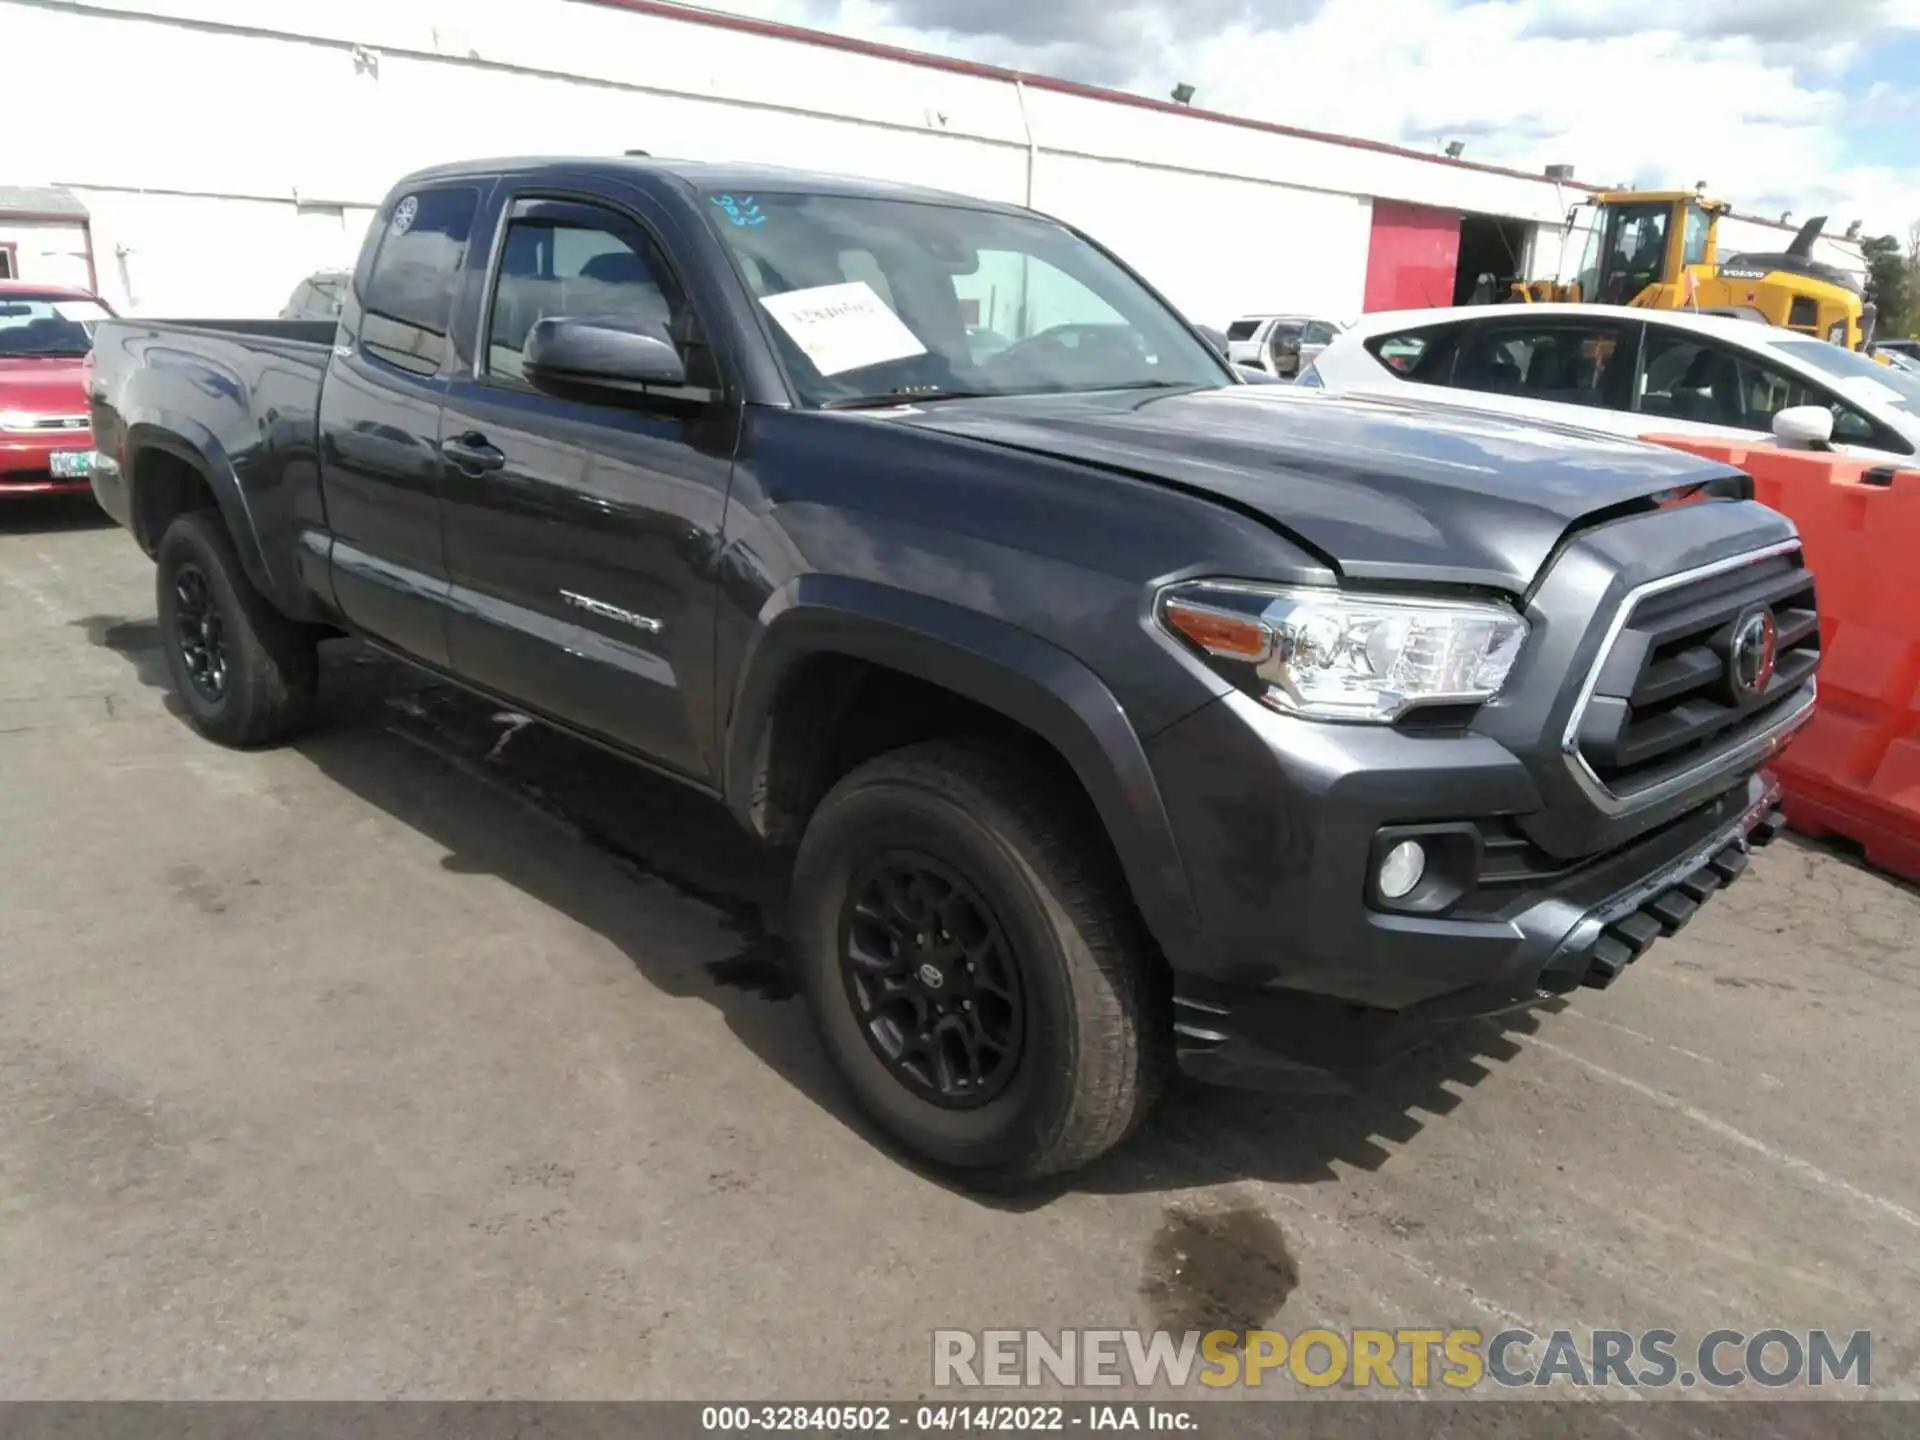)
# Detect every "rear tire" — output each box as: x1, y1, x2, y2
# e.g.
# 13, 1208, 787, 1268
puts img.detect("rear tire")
156, 510, 317, 746
792, 740, 1168, 1184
